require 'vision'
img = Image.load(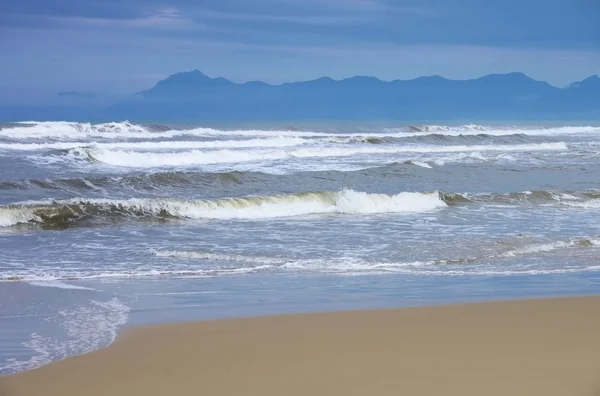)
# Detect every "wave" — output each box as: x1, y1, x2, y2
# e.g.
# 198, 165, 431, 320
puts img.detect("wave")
154, 237, 600, 275
3, 188, 600, 228
3, 121, 599, 141
155, 250, 284, 264
406, 160, 433, 169
328, 136, 391, 144
563, 199, 600, 209
72, 142, 567, 168
439, 190, 600, 205
2, 121, 173, 140
4, 260, 600, 281
2, 236, 600, 283
27, 281, 96, 290
0, 189, 446, 228
2, 122, 333, 140
0, 136, 307, 151
0, 265, 279, 282
0, 171, 254, 196
404, 124, 600, 136
499, 239, 600, 257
